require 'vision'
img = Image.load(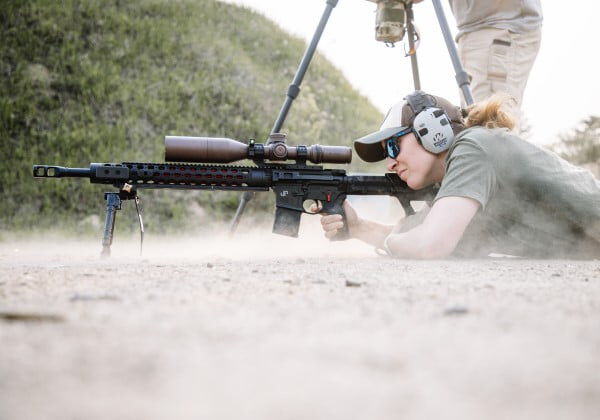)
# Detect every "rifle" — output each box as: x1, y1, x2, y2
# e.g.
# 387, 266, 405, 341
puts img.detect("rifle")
33, 134, 436, 257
